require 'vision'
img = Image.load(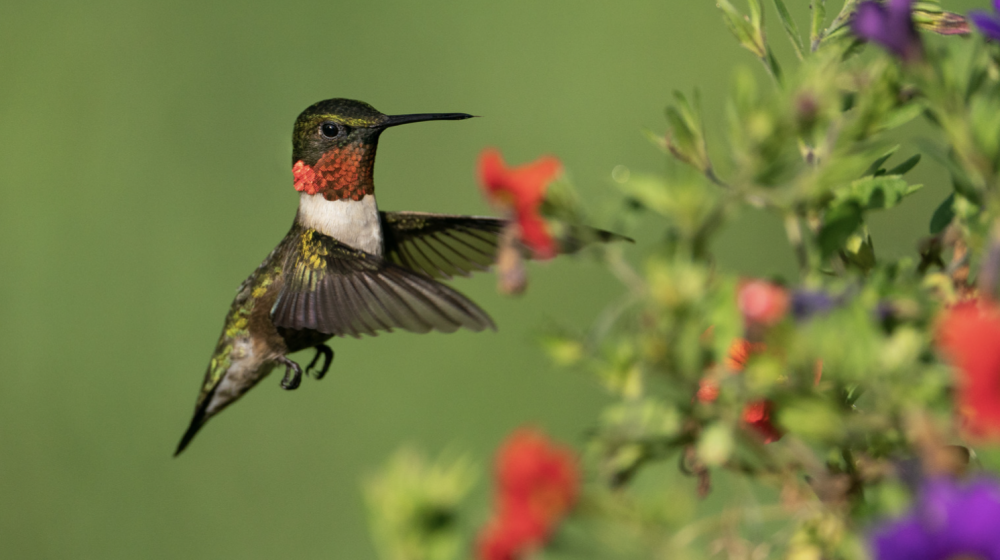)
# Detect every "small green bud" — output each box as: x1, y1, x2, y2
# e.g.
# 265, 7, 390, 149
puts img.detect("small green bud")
697, 423, 734, 466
